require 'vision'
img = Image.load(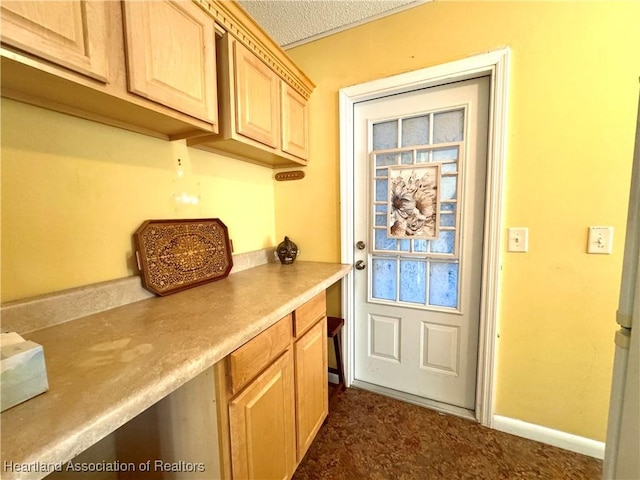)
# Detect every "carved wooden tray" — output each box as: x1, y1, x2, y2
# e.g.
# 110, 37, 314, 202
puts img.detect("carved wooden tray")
134, 218, 233, 296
